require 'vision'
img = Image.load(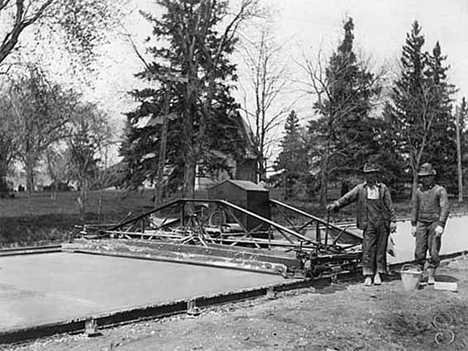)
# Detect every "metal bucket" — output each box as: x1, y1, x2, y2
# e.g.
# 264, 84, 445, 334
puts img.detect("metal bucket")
400, 264, 422, 292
